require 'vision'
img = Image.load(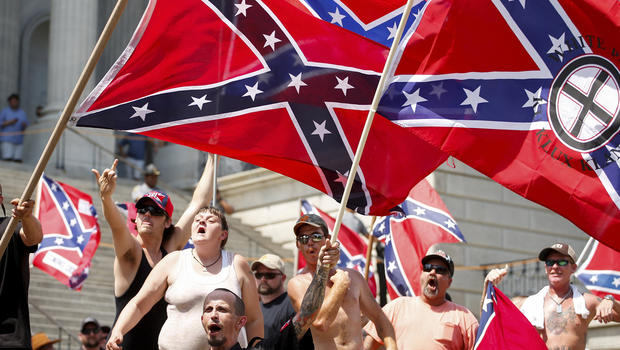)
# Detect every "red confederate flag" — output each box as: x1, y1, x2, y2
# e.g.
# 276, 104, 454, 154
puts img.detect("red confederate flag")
377, 0, 620, 251
372, 178, 465, 298
34, 175, 100, 290
576, 239, 620, 300
298, 200, 377, 296
70, 0, 447, 216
